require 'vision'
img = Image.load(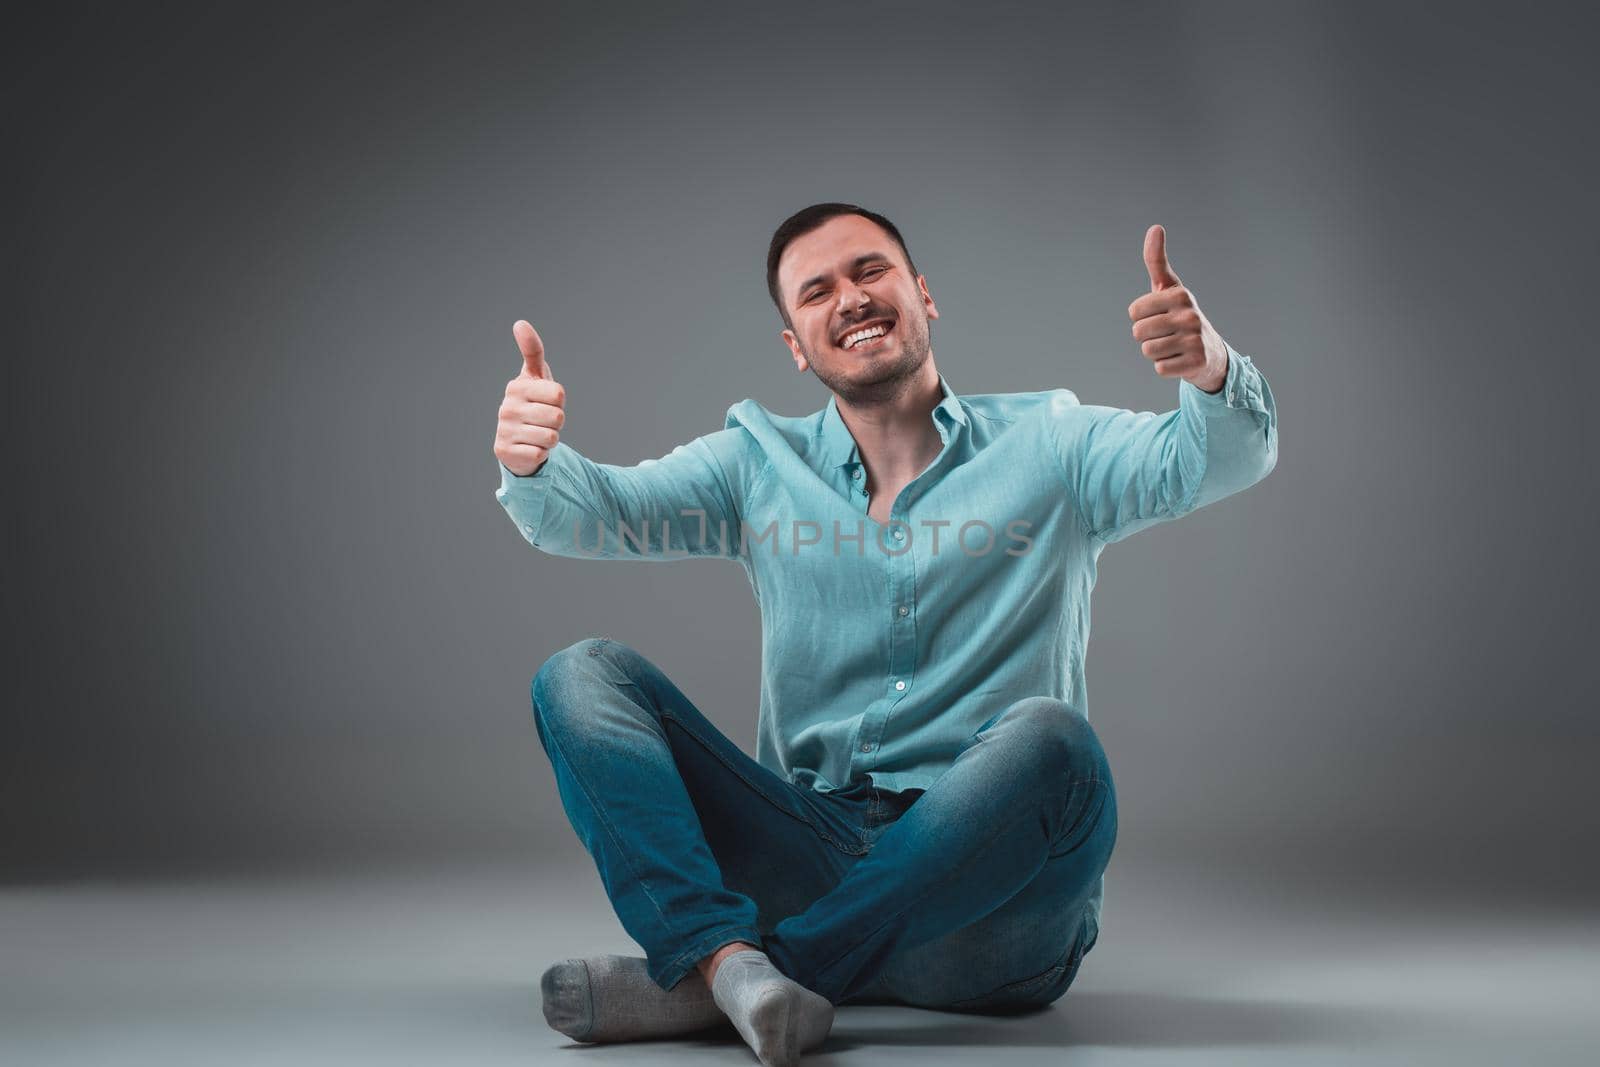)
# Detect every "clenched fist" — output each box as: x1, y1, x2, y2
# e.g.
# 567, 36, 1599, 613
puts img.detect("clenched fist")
494, 320, 567, 477
1127, 225, 1229, 395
